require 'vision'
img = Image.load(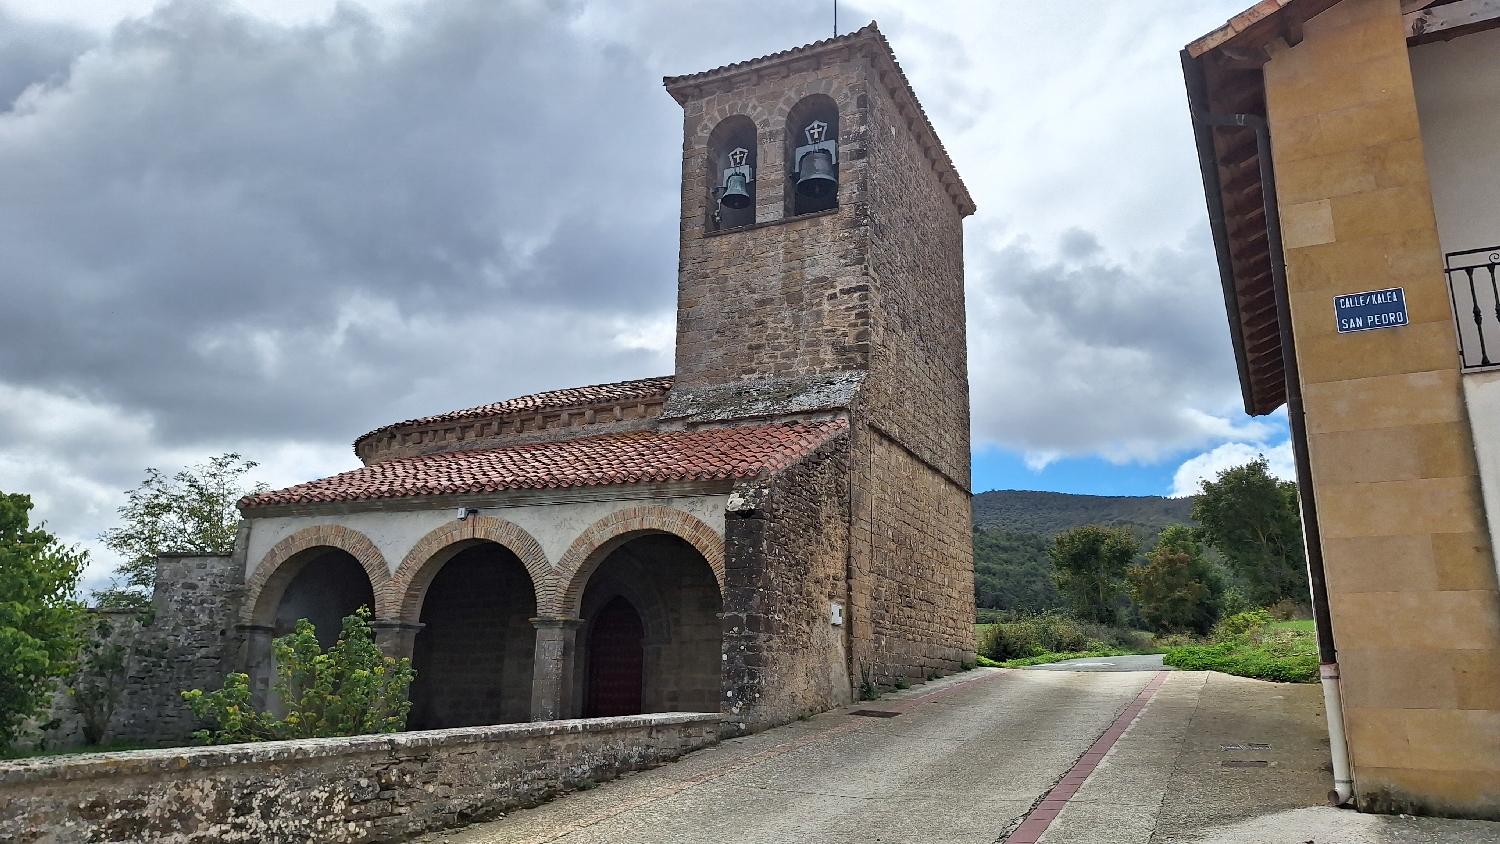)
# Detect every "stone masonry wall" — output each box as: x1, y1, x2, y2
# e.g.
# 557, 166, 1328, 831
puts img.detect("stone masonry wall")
721, 430, 852, 732
0, 713, 718, 844
670, 42, 976, 709
672, 58, 874, 389
848, 426, 975, 688
108, 554, 245, 746
860, 70, 971, 486
1263, 0, 1500, 817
